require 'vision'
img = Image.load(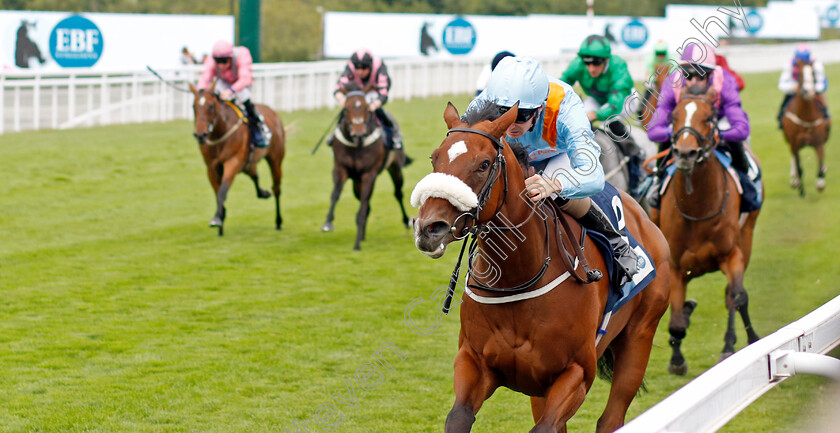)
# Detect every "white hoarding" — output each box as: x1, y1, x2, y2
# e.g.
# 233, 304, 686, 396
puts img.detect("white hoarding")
2, 10, 234, 72
324, 12, 667, 60
665, 3, 820, 44
785, 0, 840, 28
